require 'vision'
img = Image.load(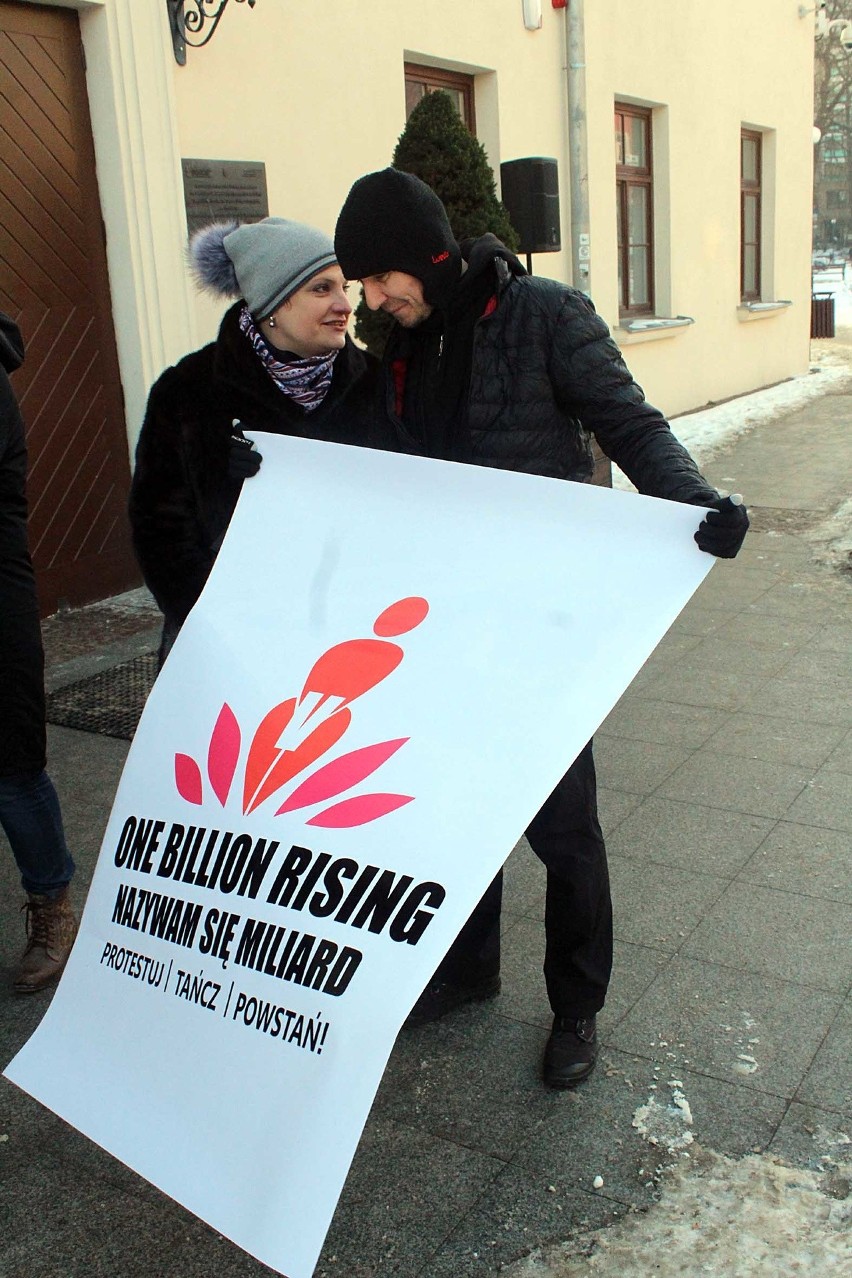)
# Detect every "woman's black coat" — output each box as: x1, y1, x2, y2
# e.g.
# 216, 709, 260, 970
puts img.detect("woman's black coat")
129, 302, 377, 631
